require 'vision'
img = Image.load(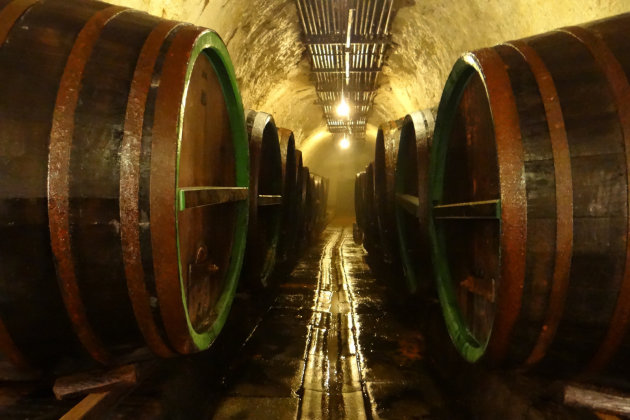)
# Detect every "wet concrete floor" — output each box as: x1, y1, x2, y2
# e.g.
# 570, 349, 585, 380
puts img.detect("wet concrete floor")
188, 224, 597, 420
205, 225, 453, 419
